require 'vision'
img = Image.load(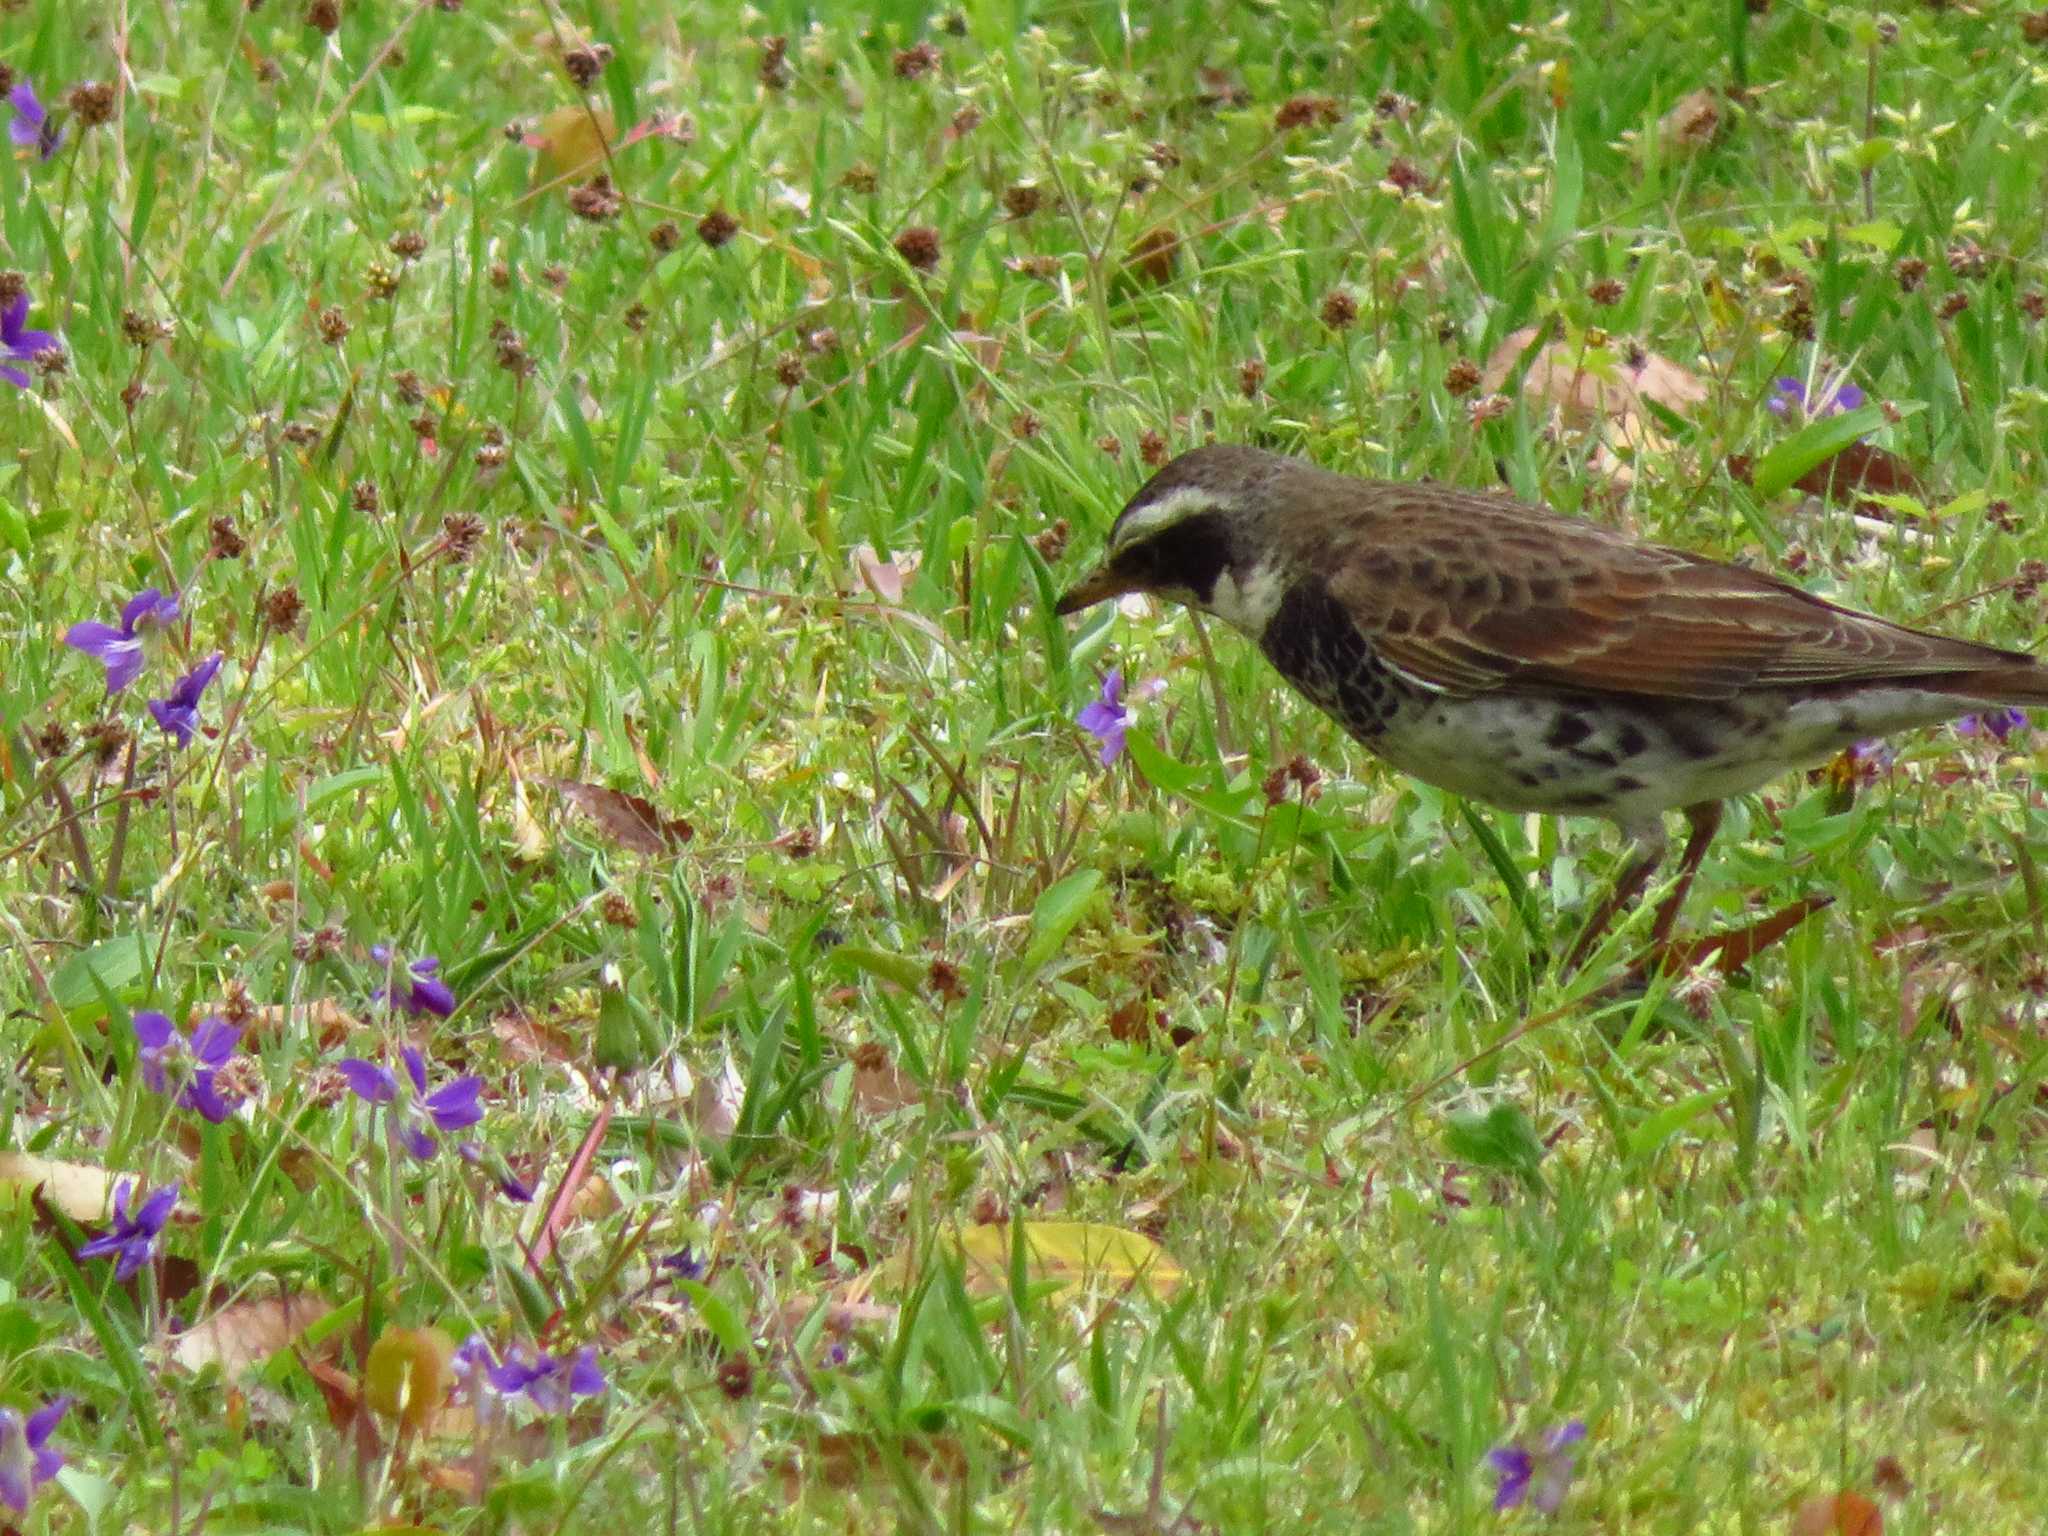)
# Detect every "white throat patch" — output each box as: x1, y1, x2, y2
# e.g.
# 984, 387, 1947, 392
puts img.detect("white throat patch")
1200, 558, 1287, 634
